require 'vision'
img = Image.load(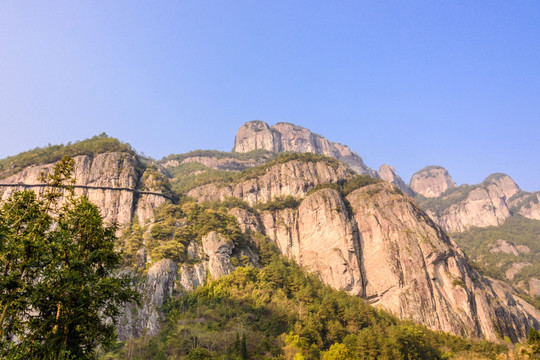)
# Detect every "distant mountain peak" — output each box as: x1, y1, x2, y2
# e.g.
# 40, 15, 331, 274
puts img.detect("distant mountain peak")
233, 120, 376, 176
